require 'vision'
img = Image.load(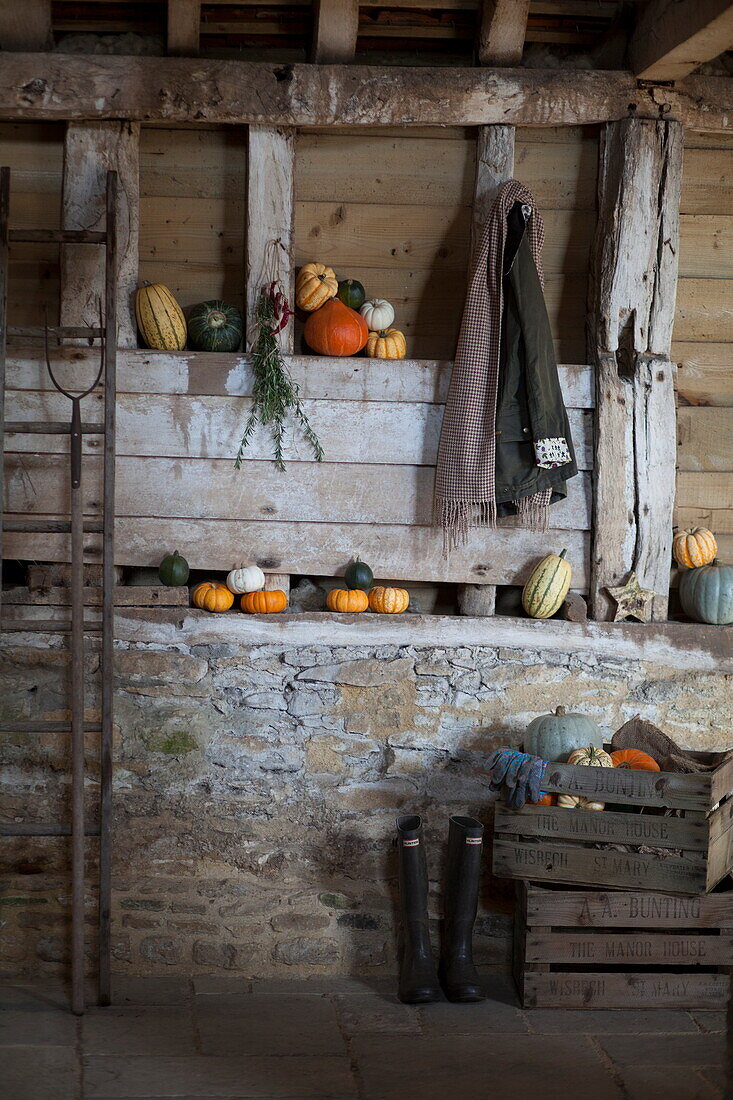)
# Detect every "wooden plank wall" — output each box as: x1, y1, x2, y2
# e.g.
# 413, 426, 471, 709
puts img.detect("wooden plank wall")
294, 125, 594, 361
138, 125, 247, 313
0, 122, 64, 327
674, 129, 733, 563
